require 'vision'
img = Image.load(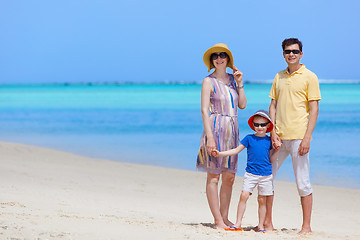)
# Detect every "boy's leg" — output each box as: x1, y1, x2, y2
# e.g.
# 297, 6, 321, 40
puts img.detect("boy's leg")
257, 195, 266, 230
264, 143, 289, 231
264, 195, 274, 230
234, 172, 257, 228
233, 190, 250, 228
258, 174, 274, 231
220, 171, 236, 226
206, 172, 227, 228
